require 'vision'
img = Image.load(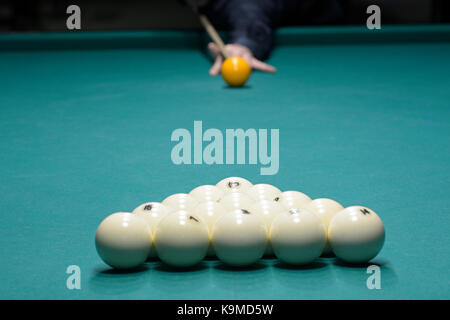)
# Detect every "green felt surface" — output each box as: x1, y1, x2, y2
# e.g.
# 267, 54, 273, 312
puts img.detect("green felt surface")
0, 26, 449, 300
